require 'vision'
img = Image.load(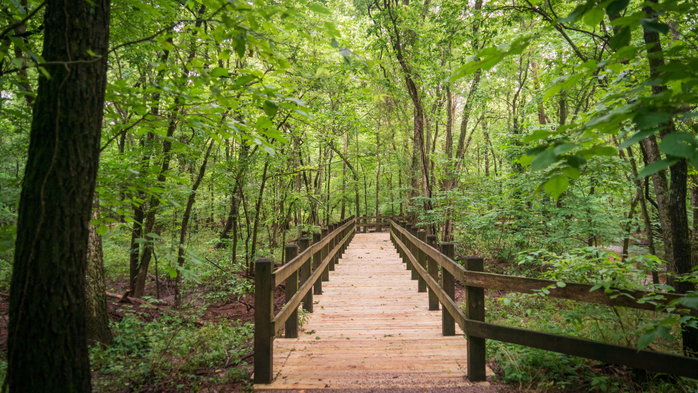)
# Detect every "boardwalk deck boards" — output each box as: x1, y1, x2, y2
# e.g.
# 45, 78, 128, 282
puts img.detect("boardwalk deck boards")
255, 232, 492, 390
